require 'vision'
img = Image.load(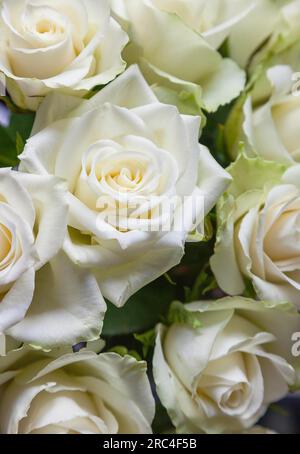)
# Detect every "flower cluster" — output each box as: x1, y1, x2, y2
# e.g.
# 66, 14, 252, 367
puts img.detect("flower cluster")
0, 0, 299, 435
